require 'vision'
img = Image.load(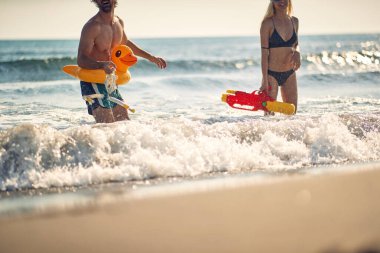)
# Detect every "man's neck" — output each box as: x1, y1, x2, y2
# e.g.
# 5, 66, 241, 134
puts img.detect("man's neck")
97, 10, 115, 24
